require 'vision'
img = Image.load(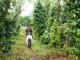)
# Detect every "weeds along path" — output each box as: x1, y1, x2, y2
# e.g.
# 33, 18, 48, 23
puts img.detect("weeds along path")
24, 27, 39, 60
23, 27, 75, 60
0, 27, 68, 60
12, 27, 39, 60
11, 27, 32, 60
0, 27, 75, 60
23, 27, 39, 60
0, 27, 32, 60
